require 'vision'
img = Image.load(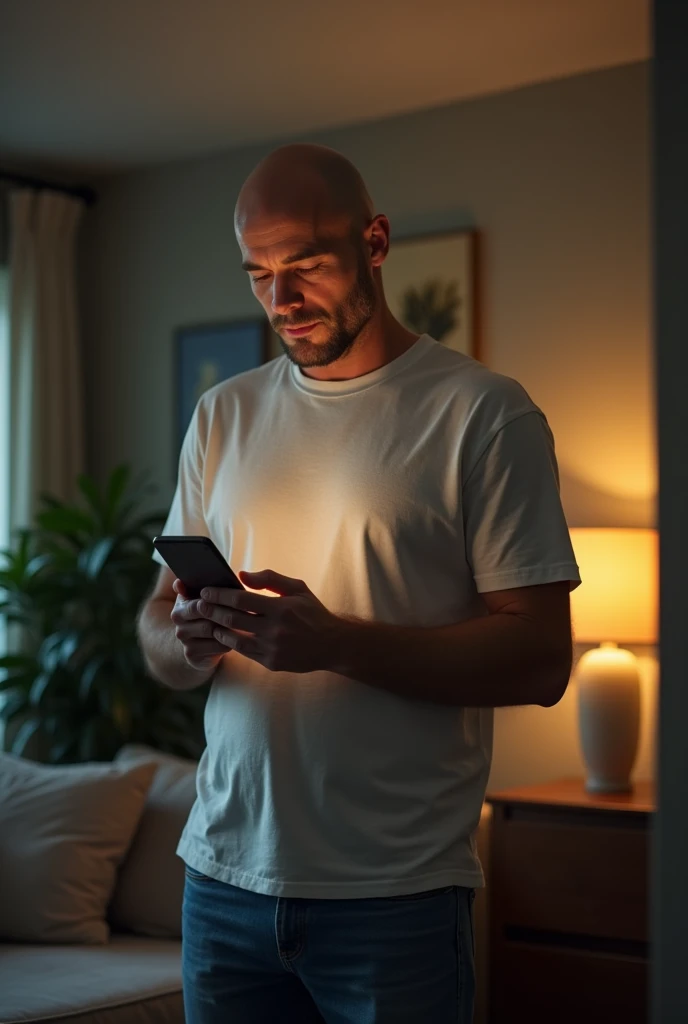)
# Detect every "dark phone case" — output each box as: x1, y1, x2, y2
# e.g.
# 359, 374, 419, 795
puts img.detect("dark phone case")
152, 536, 244, 598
